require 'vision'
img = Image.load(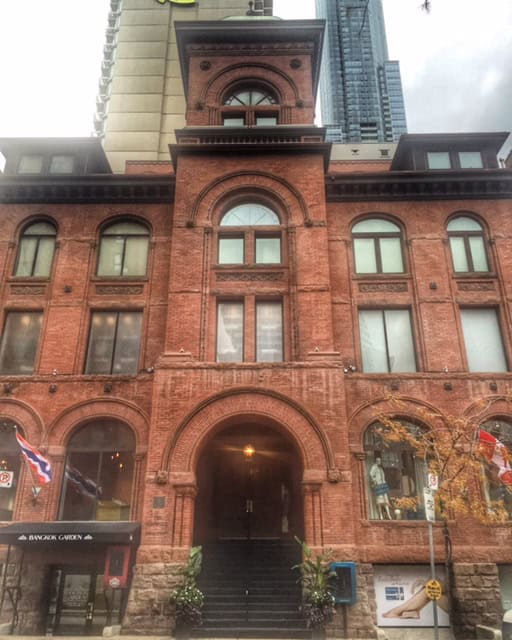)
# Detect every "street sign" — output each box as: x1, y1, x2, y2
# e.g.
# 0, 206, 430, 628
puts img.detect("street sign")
425, 579, 442, 601
423, 487, 436, 522
428, 473, 439, 490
